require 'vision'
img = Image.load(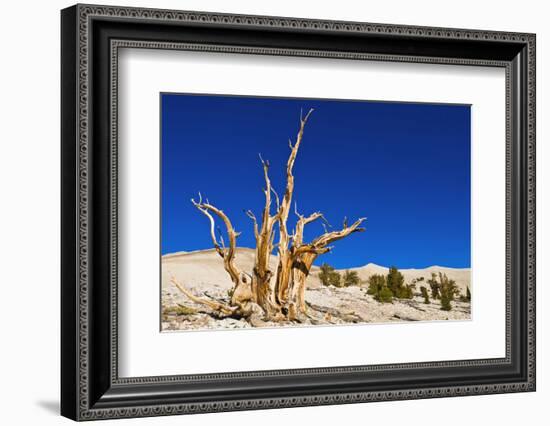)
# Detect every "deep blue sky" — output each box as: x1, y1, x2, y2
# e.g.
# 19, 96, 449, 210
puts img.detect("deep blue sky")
161, 93, 471, 269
